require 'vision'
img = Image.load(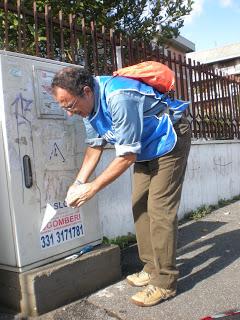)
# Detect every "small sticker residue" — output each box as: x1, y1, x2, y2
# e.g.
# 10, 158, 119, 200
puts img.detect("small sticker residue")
9, 67, 23, 77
